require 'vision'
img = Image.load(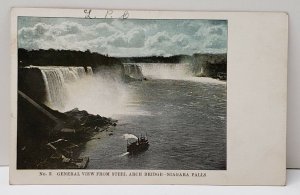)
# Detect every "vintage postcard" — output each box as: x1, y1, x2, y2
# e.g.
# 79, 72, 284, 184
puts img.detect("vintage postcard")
10, 8, 287, 185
